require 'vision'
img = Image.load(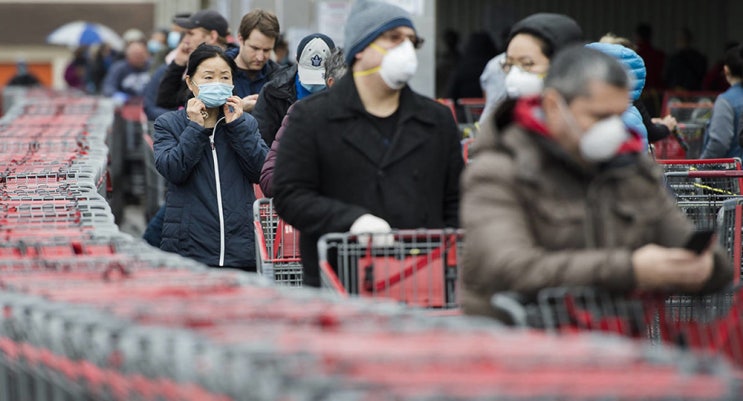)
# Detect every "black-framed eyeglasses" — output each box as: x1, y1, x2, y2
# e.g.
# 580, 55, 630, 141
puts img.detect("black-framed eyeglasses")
378, 31, 425, 49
